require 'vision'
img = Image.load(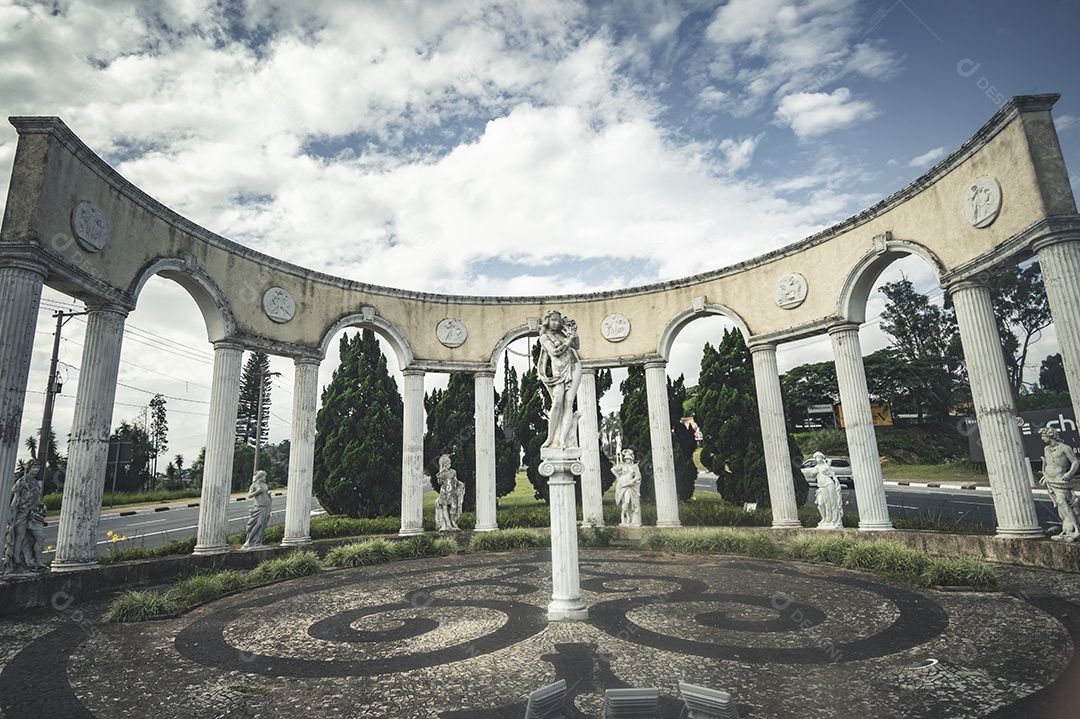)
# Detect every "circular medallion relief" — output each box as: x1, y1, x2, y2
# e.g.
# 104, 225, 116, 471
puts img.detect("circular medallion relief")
964, 176, 1002, 228
70, 201, 109, 252
601, 313, 631, 342
774, 273, 807, 309
436, 318, 467, 348
262, 287, 296, 323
